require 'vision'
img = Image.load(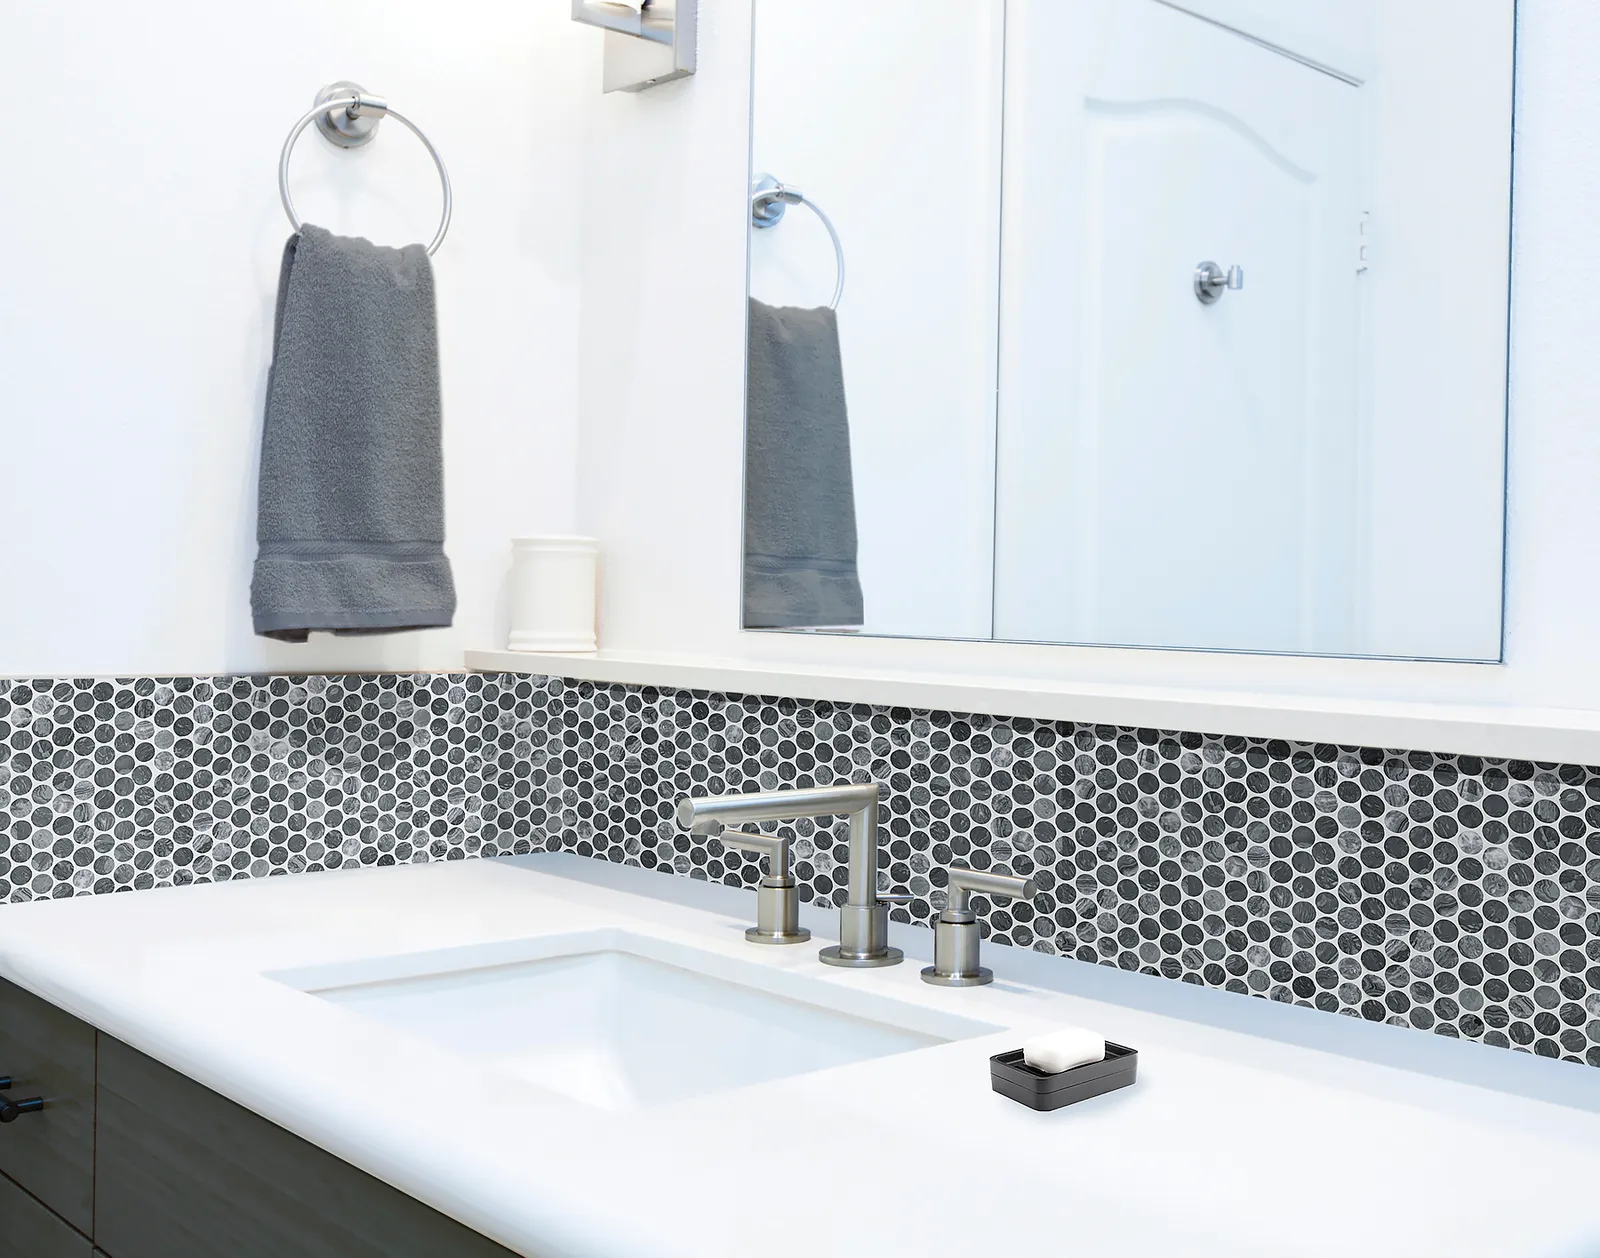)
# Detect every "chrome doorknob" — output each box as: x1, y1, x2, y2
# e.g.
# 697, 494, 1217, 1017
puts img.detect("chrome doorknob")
1194, 260, 1244, 304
